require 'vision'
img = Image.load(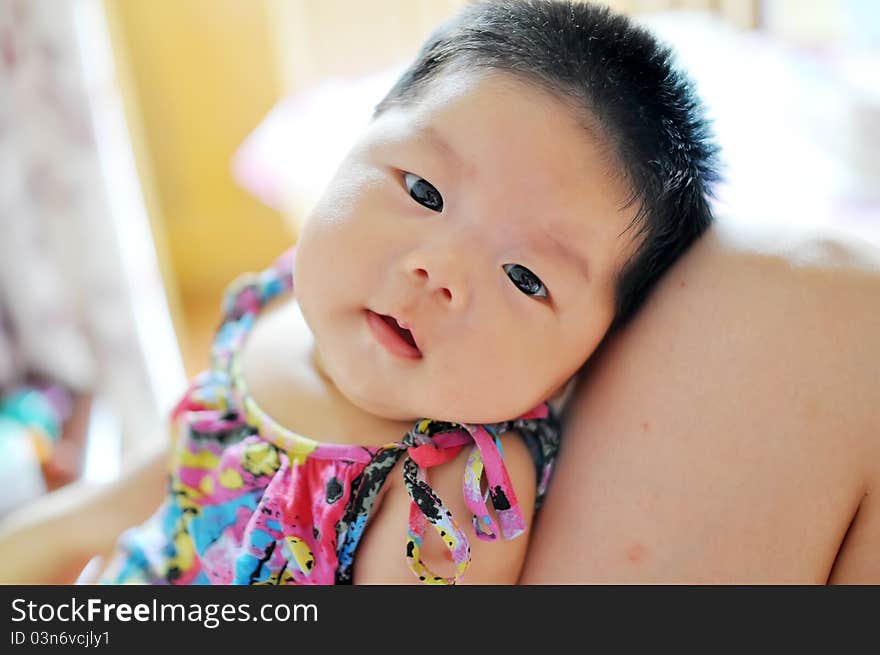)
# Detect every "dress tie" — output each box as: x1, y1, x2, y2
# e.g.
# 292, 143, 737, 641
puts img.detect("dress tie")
398, 417, 533, 585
